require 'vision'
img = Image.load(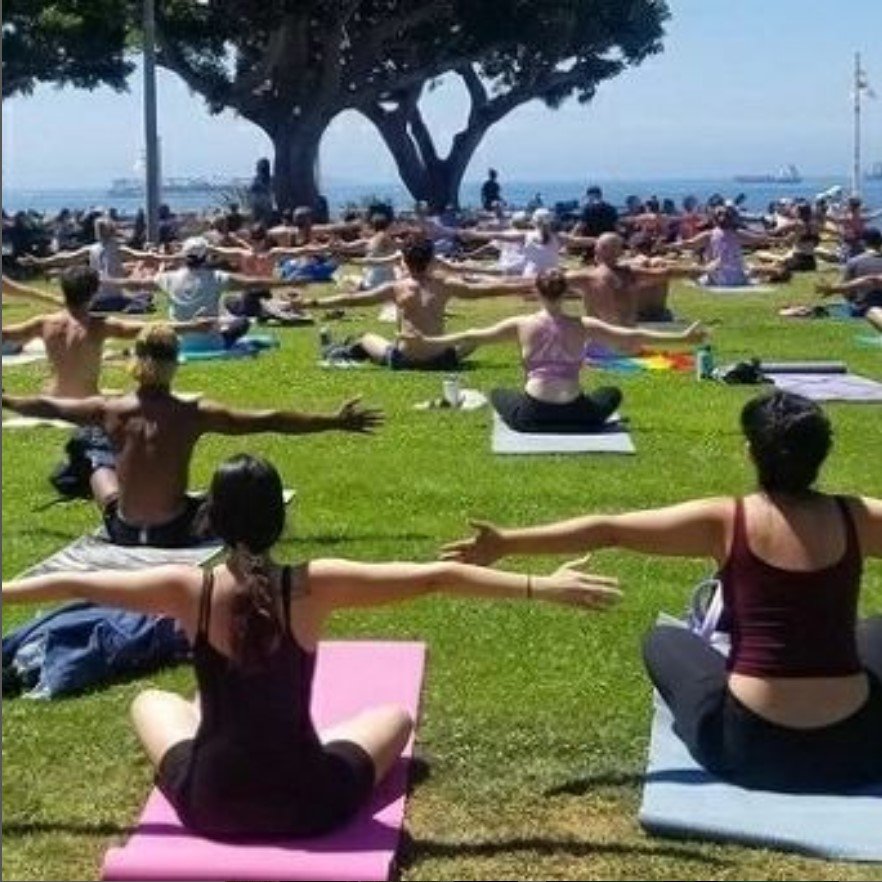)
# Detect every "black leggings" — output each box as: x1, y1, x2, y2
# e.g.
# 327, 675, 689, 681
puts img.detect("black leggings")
491, 387, 622, 434
643, 617, 882, 792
